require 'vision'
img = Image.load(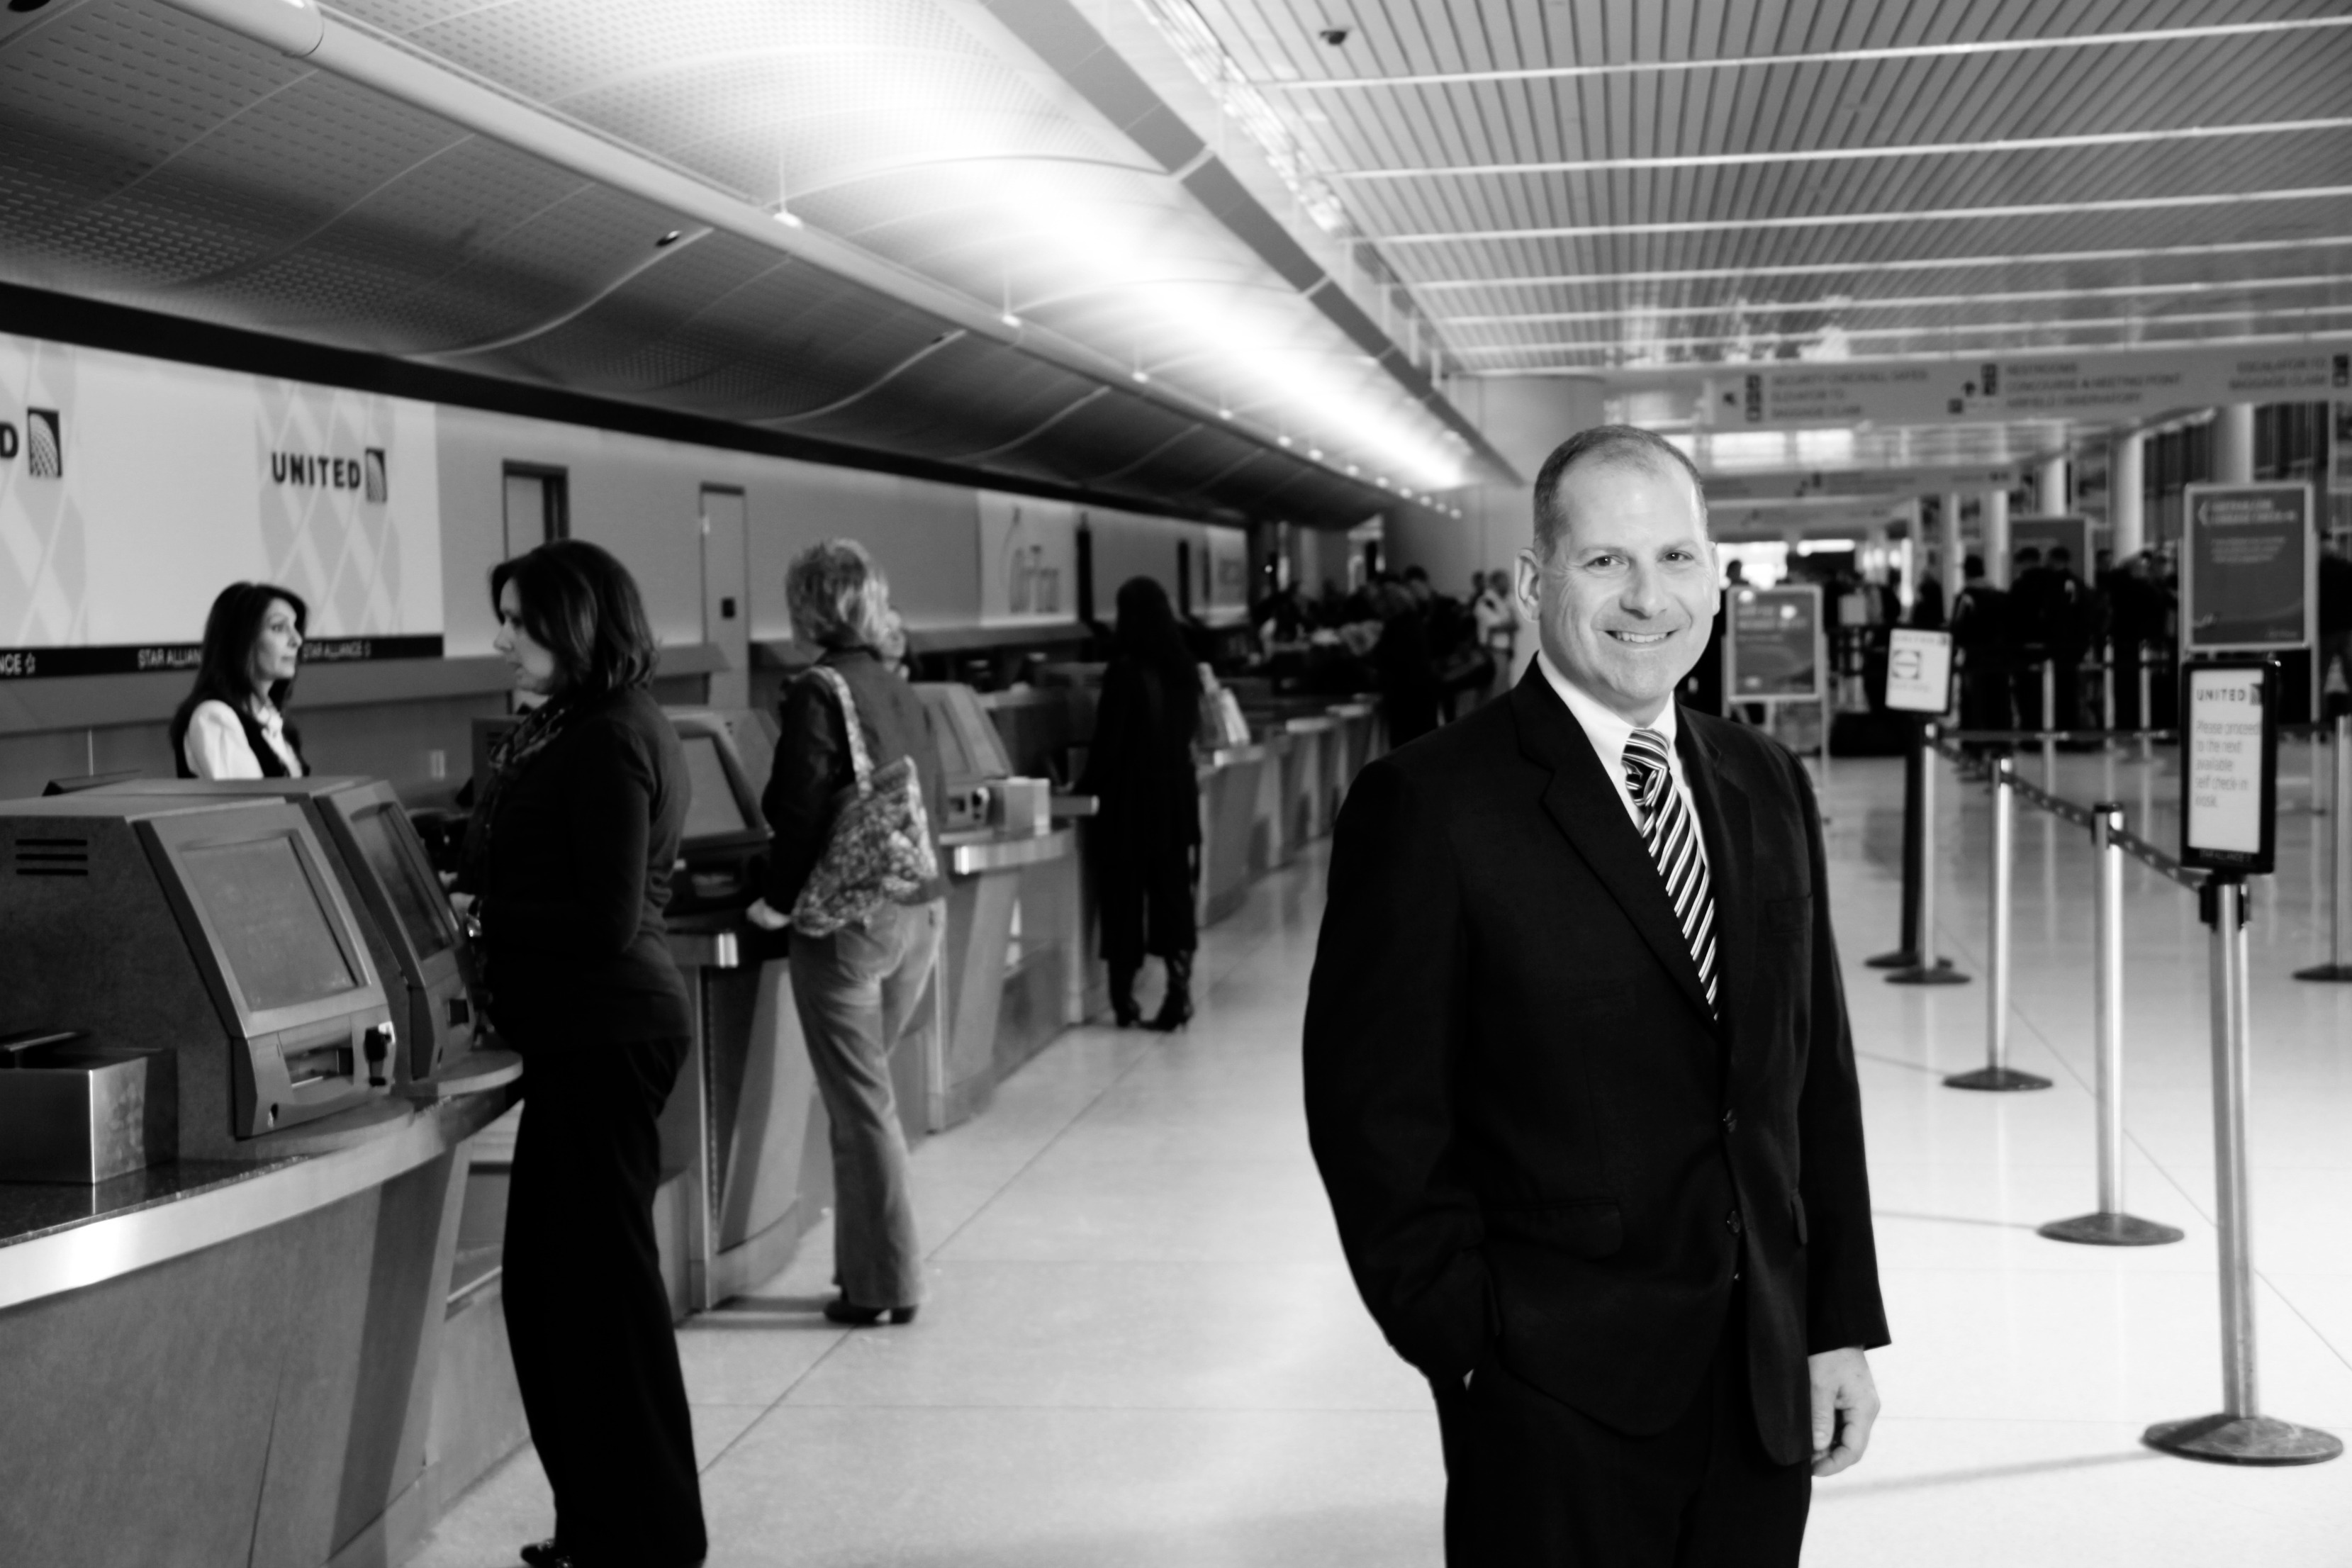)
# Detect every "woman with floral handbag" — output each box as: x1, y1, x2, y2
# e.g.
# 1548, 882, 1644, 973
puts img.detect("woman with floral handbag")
746, 539, 946, 1327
